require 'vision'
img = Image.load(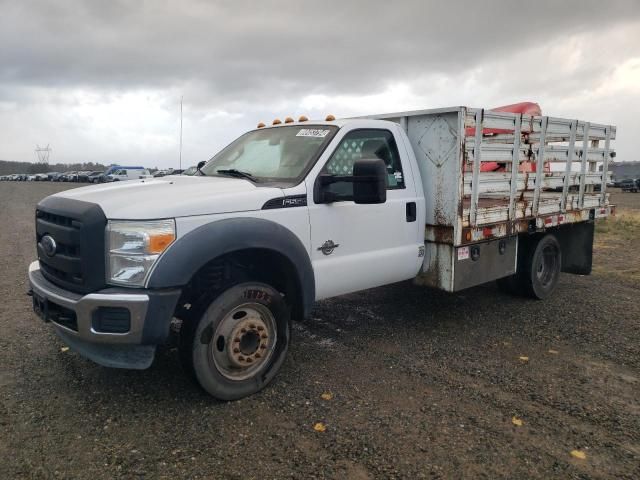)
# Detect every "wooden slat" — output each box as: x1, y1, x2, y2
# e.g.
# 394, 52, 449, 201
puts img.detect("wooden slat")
508, 114, 522, 220
578, 122, 590, 209
469, 109, 483, 226
532, 116, 548, 216
561, 120, 578, 212
600, 126, 612, 206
